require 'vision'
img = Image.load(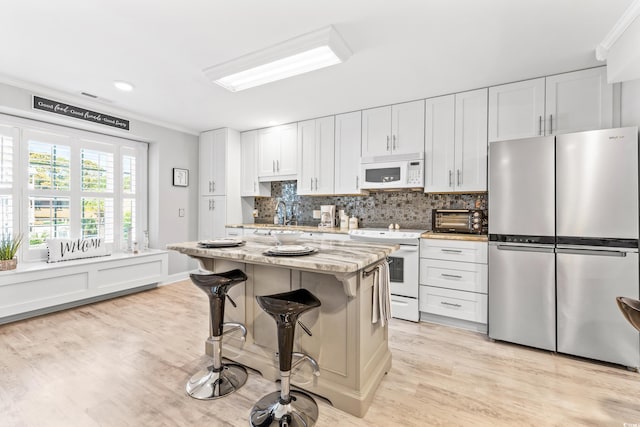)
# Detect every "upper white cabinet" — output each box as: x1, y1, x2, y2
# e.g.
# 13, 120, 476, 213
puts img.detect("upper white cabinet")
334, 111, 362, 194
361, 100, 425, 158
198, 128, 242, 239
297, 116, 335, 195
258, 123, 297, 181
199, 129, 227, 195
240, 130, 271, 197
545, 68, 613, 135
425, 89, 488, 193
489, 67, 613, 142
